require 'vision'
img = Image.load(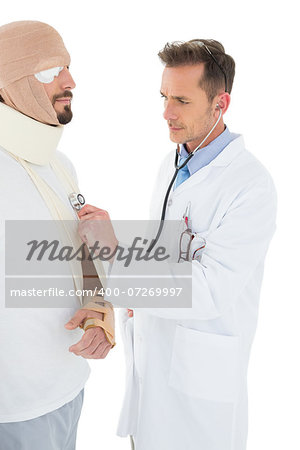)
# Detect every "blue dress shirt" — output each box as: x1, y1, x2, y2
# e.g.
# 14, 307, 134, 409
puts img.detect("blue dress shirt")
174, 126, 240, 189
